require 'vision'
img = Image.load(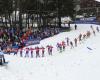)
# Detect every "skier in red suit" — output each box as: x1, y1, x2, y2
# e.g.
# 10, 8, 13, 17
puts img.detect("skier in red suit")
47, 45, 53, 55
62, 41, 66, 51
30, 48, 34, 58
35, 47, 40, 58
41, 46, 45, 57
25, 48, 29, 57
